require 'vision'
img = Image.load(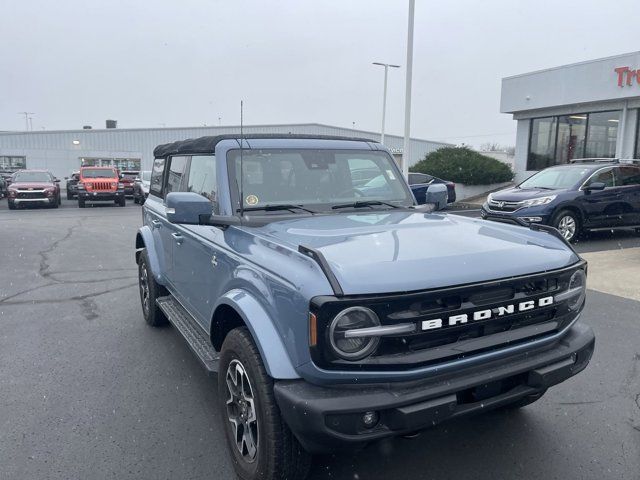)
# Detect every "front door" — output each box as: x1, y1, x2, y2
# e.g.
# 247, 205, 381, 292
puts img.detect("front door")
169, 155, 227, 328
